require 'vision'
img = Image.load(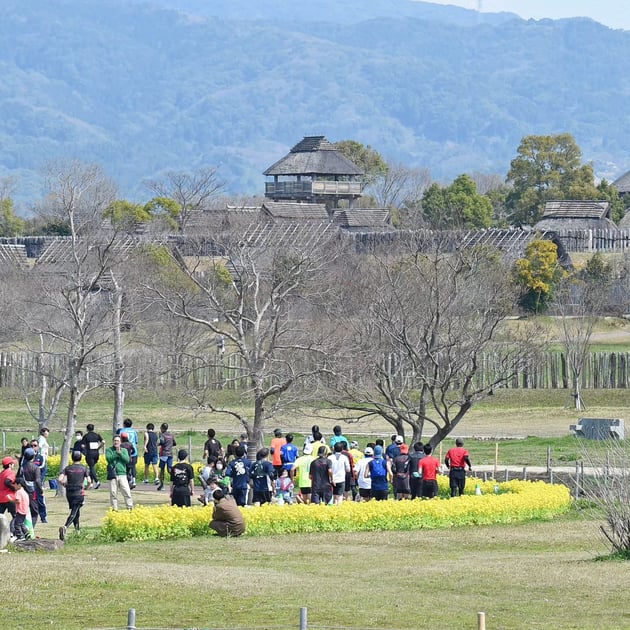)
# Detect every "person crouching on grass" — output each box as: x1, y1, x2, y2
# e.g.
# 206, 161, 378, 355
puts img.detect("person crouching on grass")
209, 488, 246, 537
